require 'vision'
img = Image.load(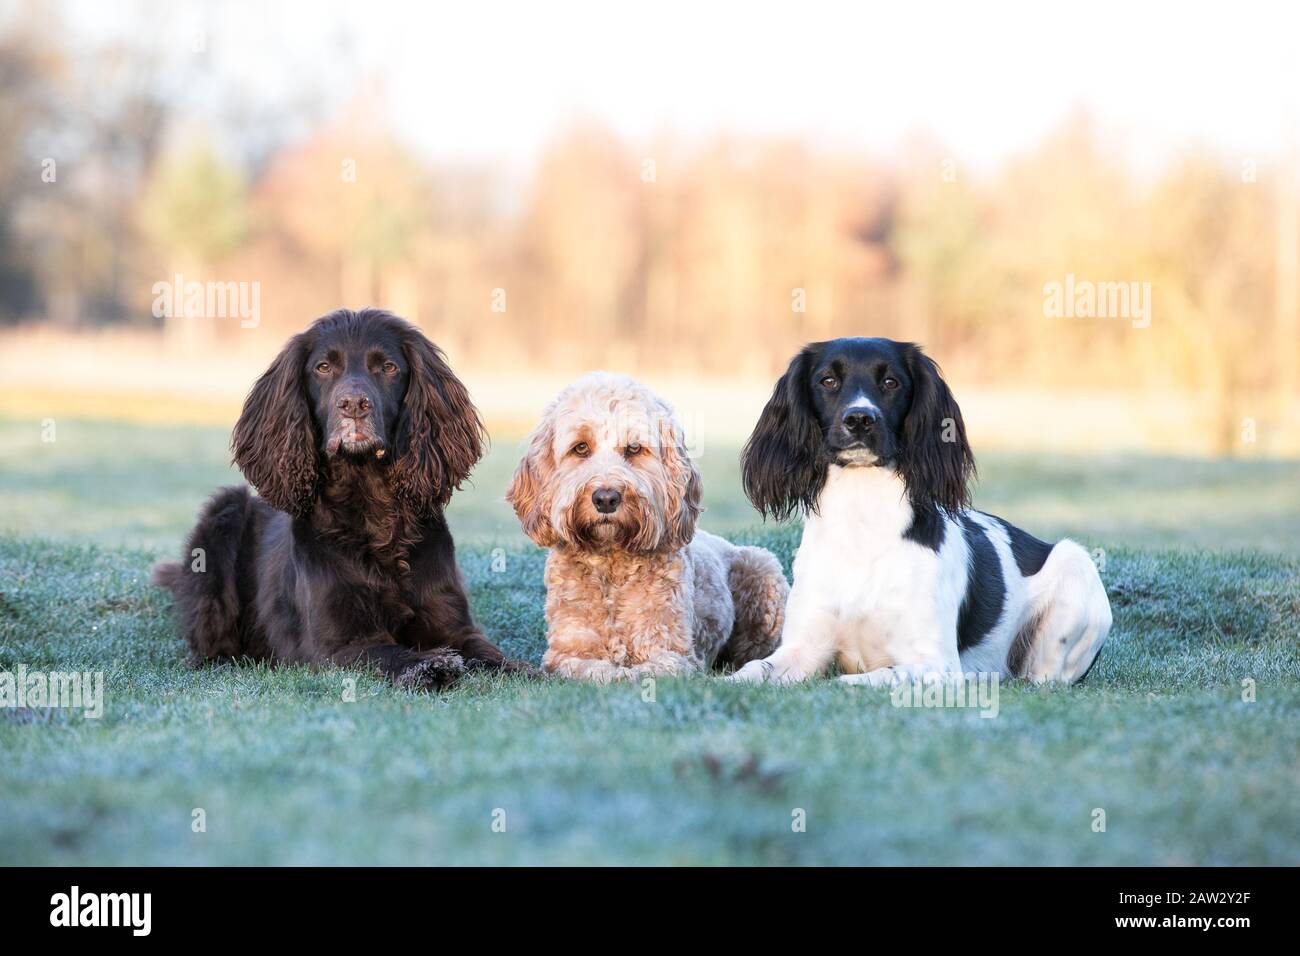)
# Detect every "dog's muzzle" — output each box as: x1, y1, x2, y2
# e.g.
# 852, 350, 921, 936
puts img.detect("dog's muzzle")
326, 382, 385, 456
832, 406, 885, 466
